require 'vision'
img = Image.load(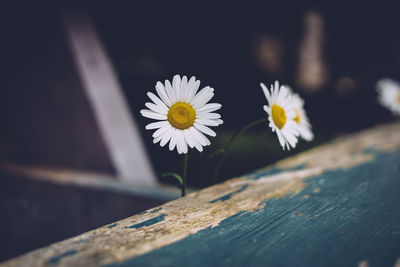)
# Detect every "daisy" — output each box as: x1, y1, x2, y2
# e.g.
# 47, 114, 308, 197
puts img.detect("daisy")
141, 75, 223, 154
376, 78, 400, 116
260, 81, 299, 150
291, 92, 314, 142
